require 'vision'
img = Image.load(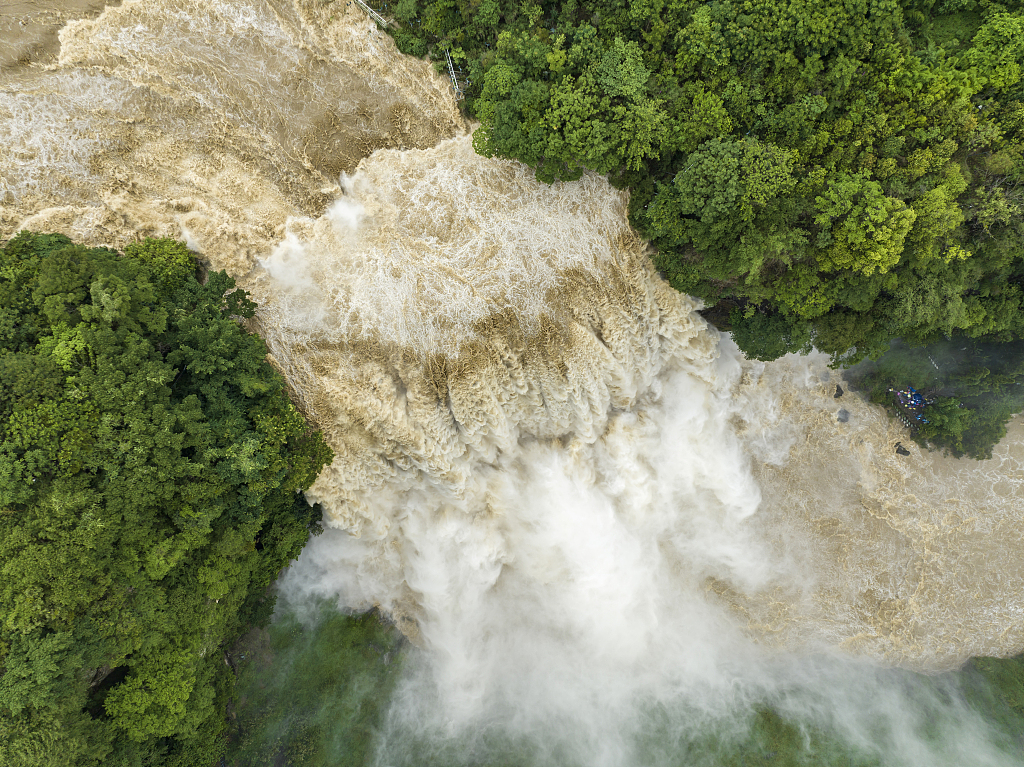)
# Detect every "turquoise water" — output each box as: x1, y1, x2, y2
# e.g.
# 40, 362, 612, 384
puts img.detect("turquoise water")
227, 606, 404, 767
227, 606, 1024, 767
